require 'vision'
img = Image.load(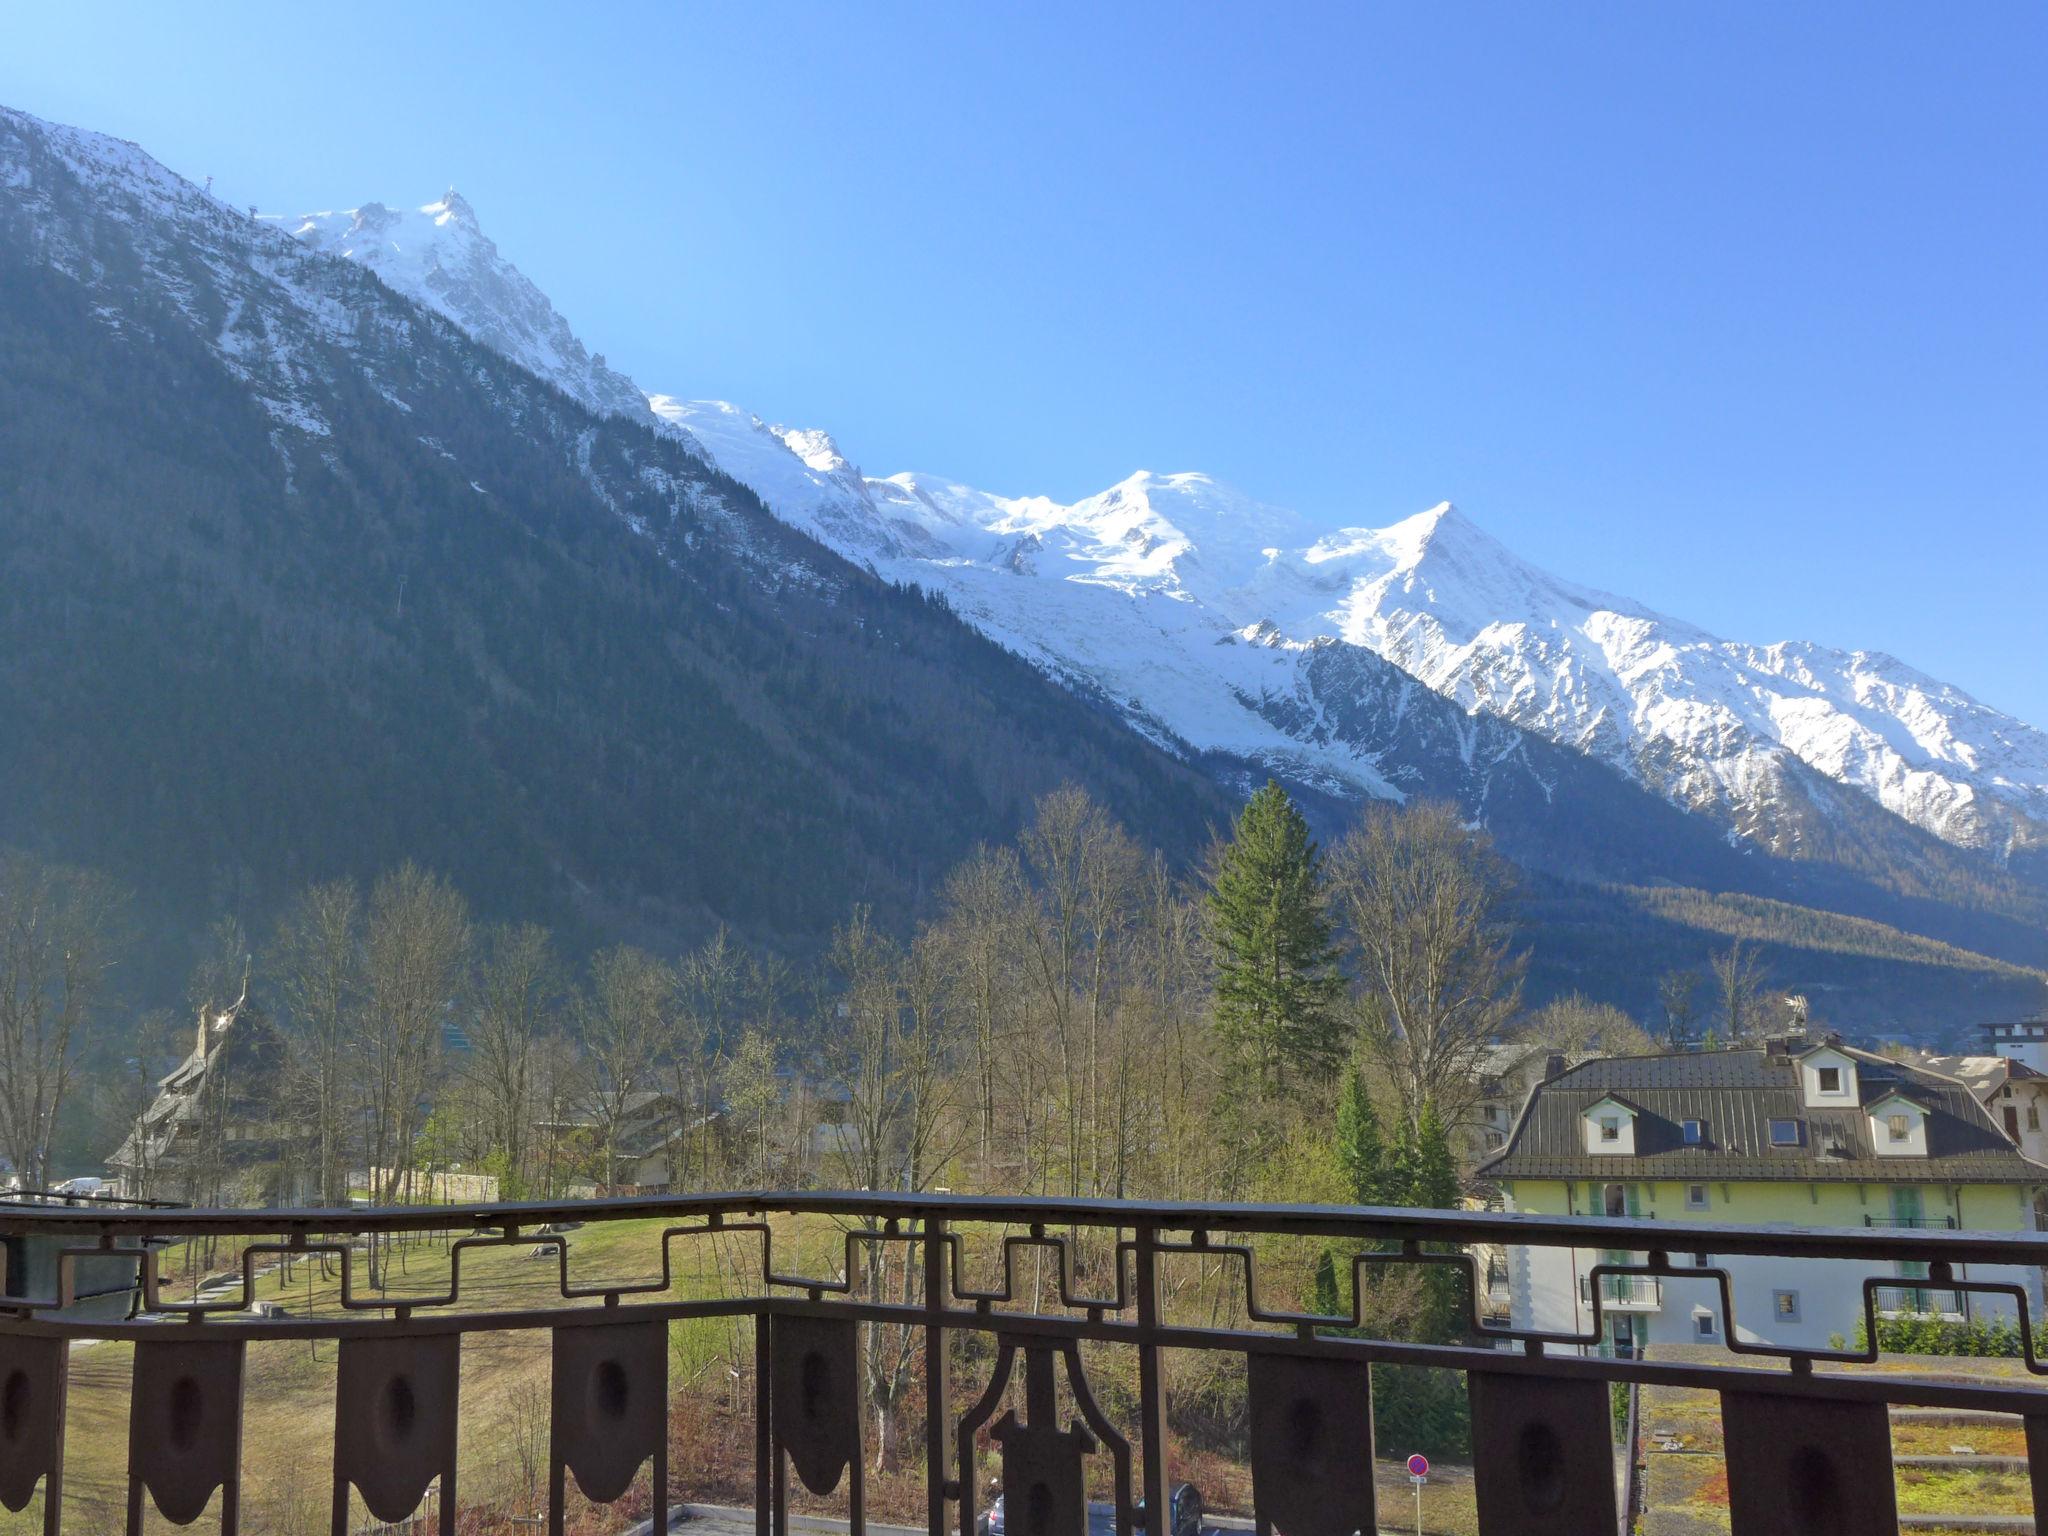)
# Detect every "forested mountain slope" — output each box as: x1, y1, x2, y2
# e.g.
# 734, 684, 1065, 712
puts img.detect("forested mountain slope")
0, 107, 1226, 959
